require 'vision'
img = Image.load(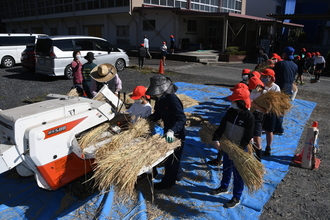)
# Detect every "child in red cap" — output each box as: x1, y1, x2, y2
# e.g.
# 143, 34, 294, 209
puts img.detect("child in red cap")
249, 76, 267, 161
260, 69, 281, 156
126, 86, 152, 123
210, 88, 254, 208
